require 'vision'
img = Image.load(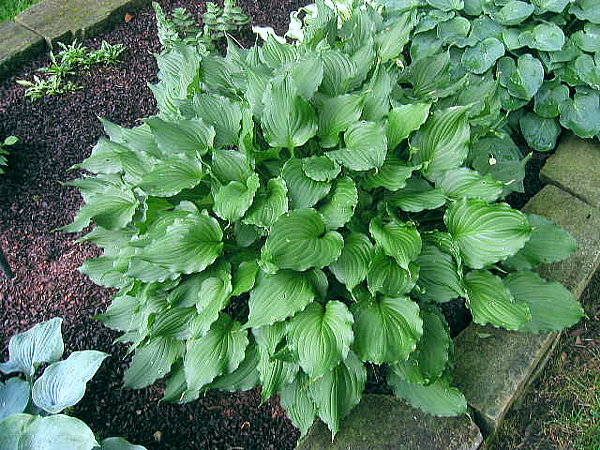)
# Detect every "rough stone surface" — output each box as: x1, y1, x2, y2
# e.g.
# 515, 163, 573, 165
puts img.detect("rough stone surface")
0, 21, 45, 74
296, 394, 483, 450
540, 134, 600, 208
15, 0, 149, 46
